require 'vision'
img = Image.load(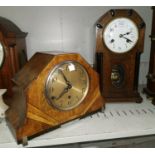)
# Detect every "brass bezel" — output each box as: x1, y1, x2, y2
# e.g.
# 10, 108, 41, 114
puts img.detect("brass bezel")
45, 60, 89, 111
